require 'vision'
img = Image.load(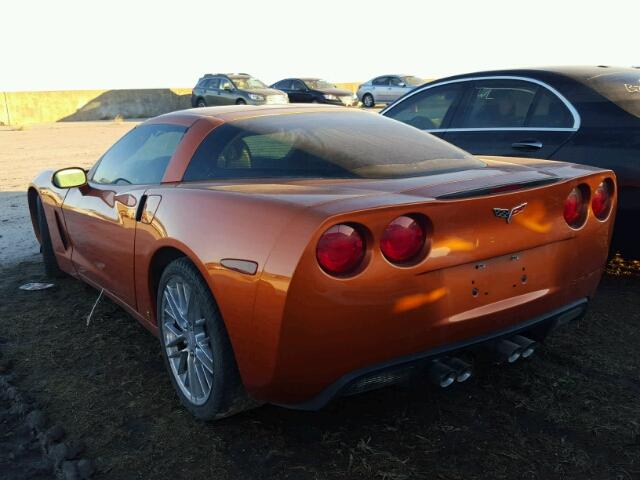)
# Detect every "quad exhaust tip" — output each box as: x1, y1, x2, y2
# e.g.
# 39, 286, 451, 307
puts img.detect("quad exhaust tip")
442, 357, 473, 383
511, 335, 537, 358
428, 357, 473, 388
